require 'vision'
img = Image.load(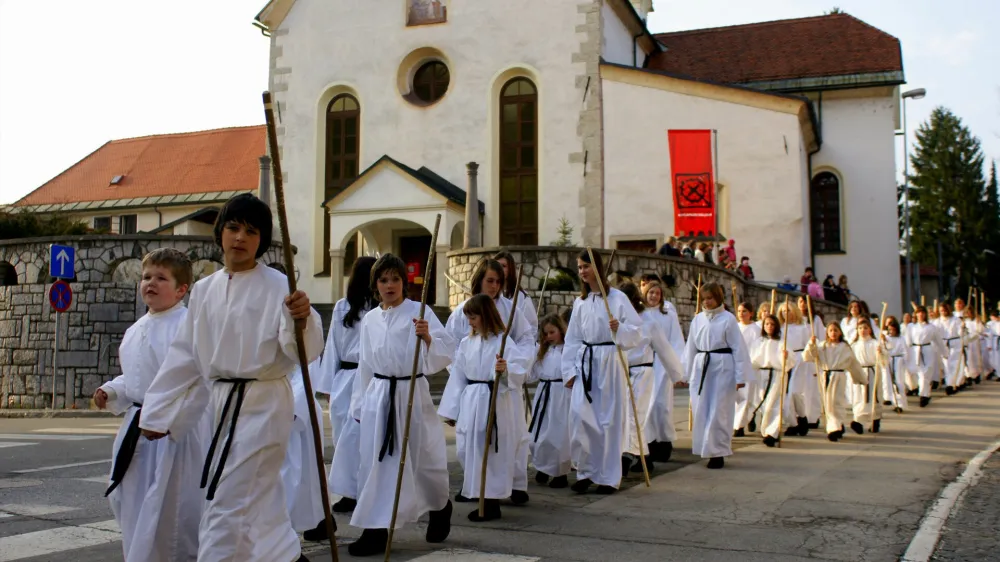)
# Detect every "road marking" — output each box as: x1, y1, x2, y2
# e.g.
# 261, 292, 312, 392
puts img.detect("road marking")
0, 433, 105, 441
0, 520, 120, 561
0, 504, 77, 518
0, 442, 37, 449
12, 459, 110, 474
410, 551, 540, 562
901, 438, 1000, 562
75, 476, 109, 484
32, 427, 119, 435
